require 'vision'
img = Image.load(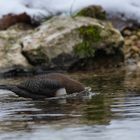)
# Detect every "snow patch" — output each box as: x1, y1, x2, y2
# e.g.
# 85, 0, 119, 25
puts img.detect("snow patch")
0, 0, 140, 22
